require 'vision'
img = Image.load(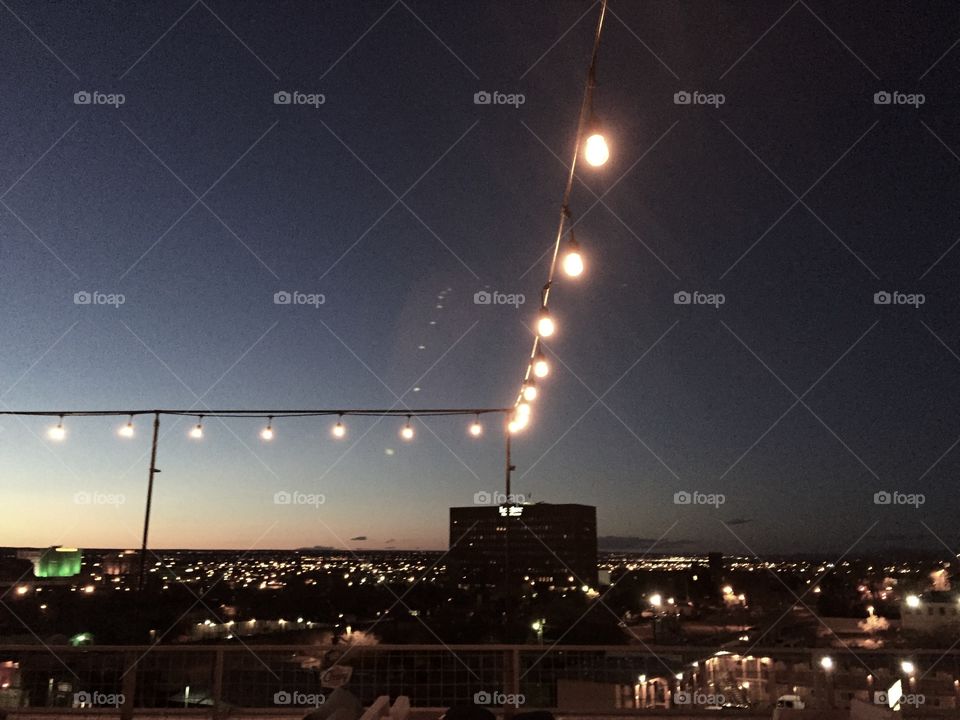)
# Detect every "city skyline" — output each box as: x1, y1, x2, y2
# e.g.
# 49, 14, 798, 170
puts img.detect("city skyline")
3, 1, 960, 555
